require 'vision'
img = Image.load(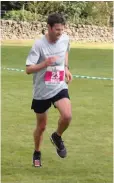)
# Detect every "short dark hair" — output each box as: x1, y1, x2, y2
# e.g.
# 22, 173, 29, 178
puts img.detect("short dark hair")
47, 13, 66, 27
